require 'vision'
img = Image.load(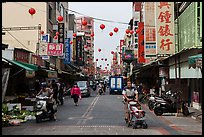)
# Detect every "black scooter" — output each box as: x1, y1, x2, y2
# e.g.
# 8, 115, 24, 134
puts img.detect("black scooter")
153, 94, 189, 116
